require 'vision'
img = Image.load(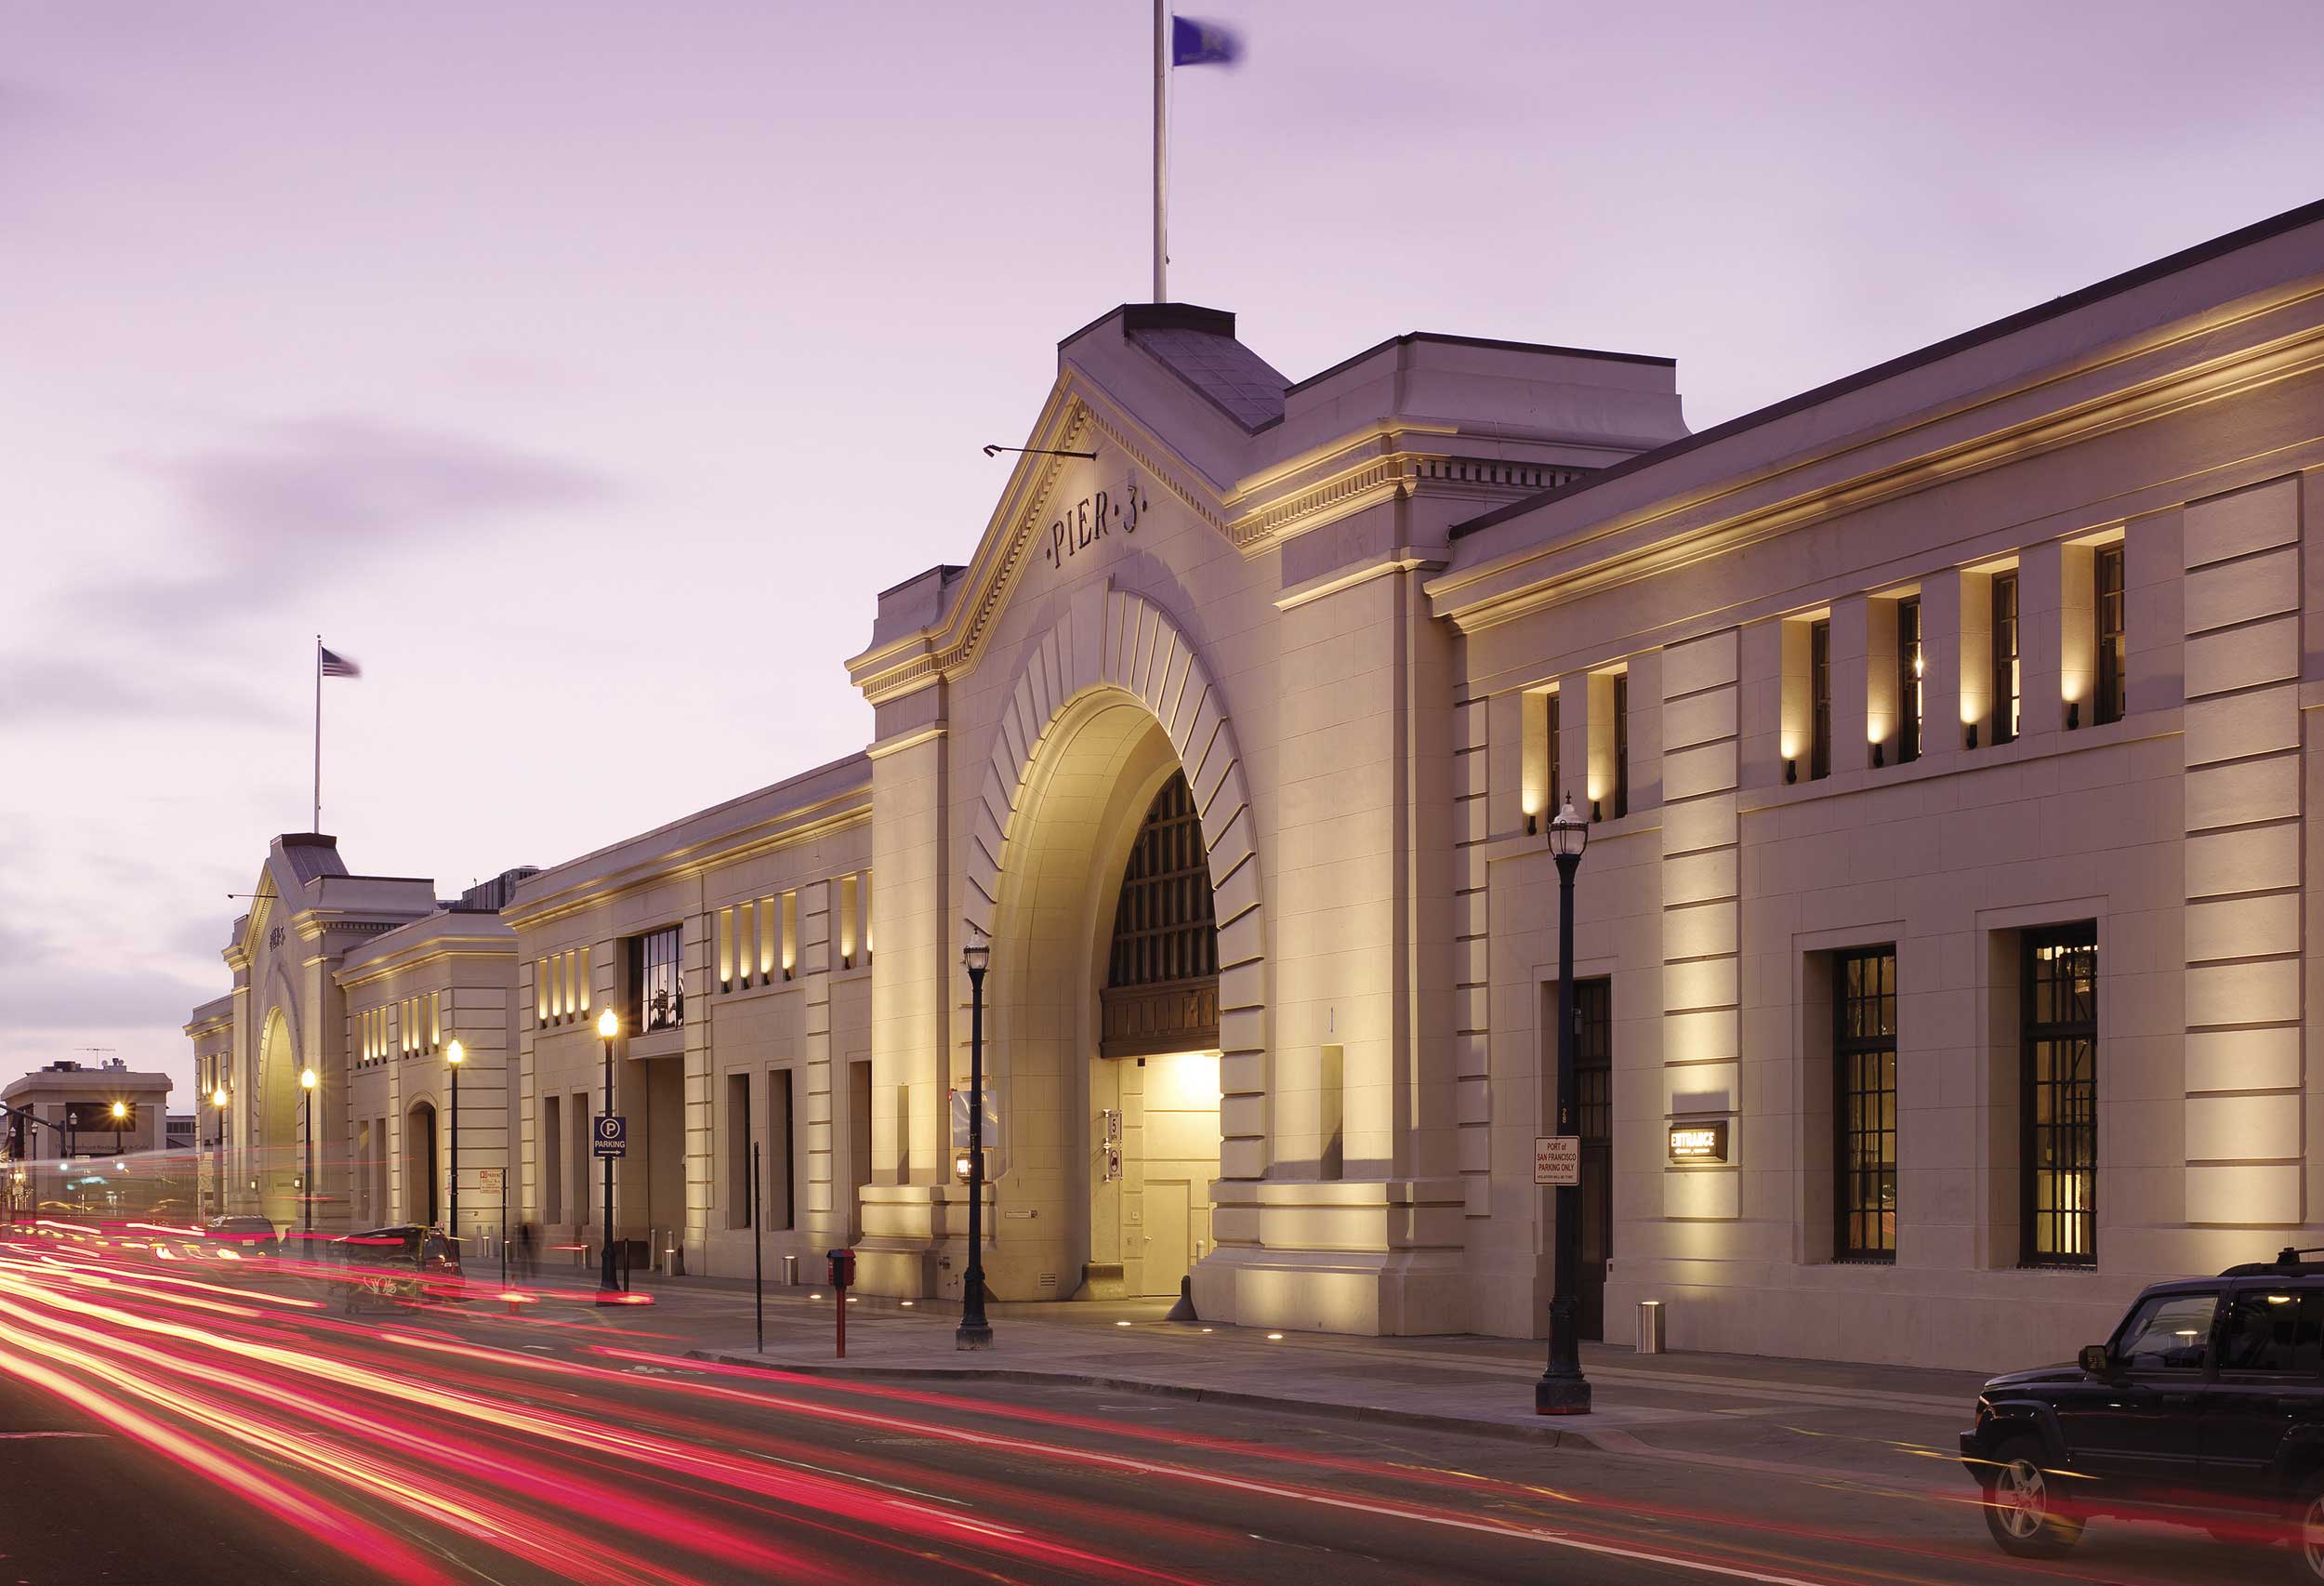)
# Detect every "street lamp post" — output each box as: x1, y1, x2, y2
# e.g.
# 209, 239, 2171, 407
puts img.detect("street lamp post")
957, 932, 993, 1350
1537, 794, 1591, 1415
445, 1038, 464, 1246
298, 1066, 319, 1255
597, 1009, 620, 1295
210, 1087, 229, 1223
